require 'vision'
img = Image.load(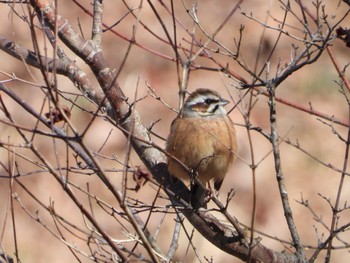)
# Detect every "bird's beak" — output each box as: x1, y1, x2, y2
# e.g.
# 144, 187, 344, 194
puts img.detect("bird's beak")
219, 98, 229, 106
